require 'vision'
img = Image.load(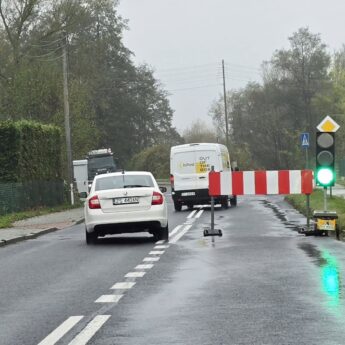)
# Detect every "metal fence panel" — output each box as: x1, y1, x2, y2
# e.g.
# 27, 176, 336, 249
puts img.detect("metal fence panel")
0, 180, 65, 215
